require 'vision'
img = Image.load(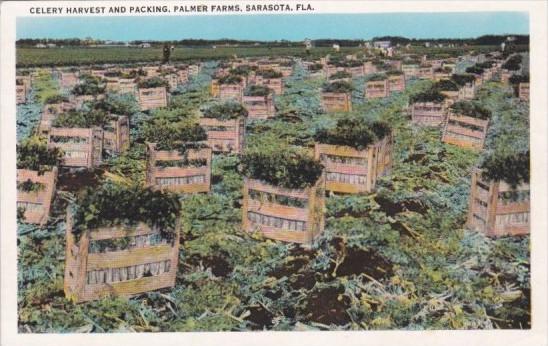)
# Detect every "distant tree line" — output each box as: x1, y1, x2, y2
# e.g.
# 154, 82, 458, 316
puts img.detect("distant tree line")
16, 34, 529, 48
